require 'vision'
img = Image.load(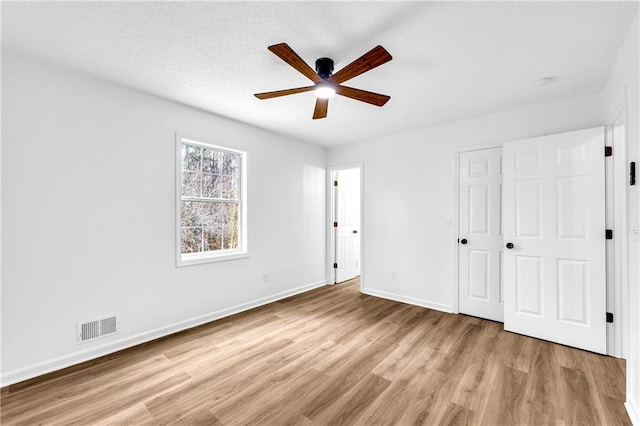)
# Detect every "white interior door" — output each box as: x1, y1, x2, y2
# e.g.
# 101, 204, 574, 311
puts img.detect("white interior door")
334, 169, 360, 283
458, 148, 504, 322
503, 127, 606, 354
